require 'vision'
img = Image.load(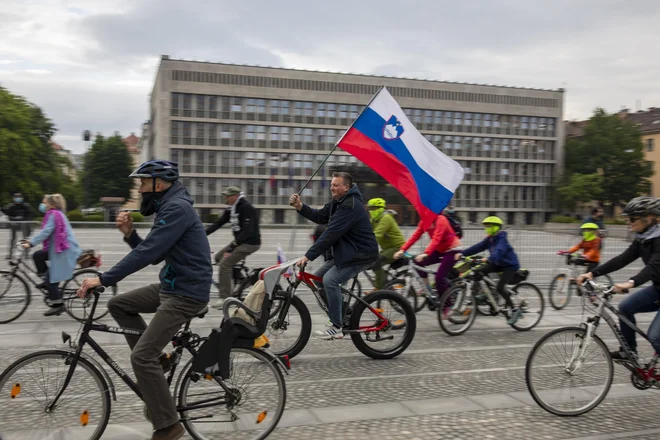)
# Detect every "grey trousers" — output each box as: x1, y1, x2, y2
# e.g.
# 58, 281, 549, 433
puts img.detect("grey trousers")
215, 243, 261, 299
107, 284, 208, 430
